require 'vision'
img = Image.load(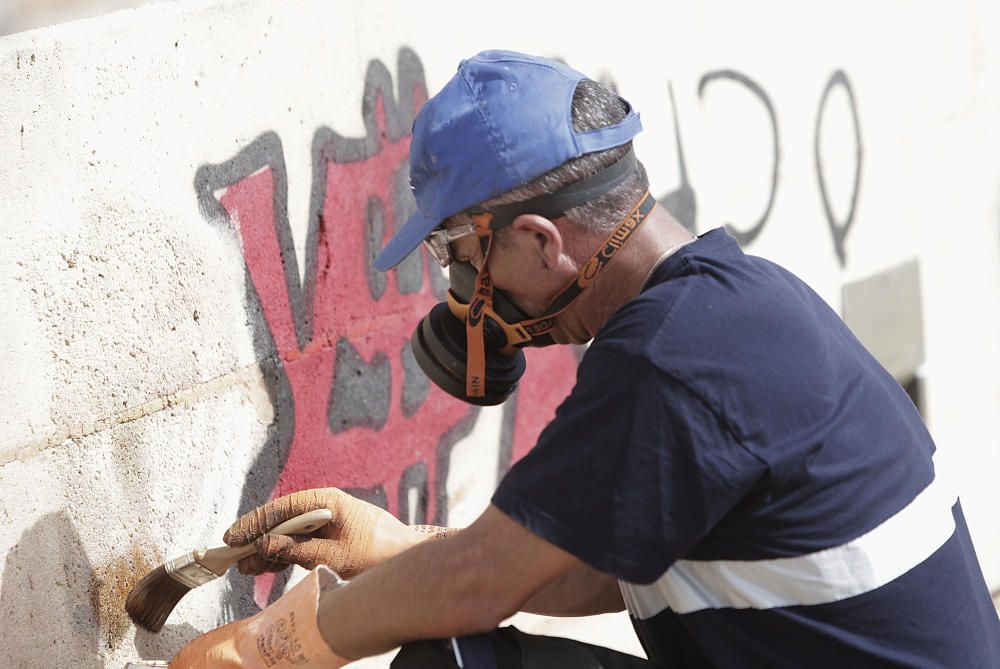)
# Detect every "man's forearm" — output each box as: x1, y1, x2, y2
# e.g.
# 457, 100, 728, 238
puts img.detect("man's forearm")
314, 506, 580, 660
403, 525, 621, 617
317, 530, 517, 658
